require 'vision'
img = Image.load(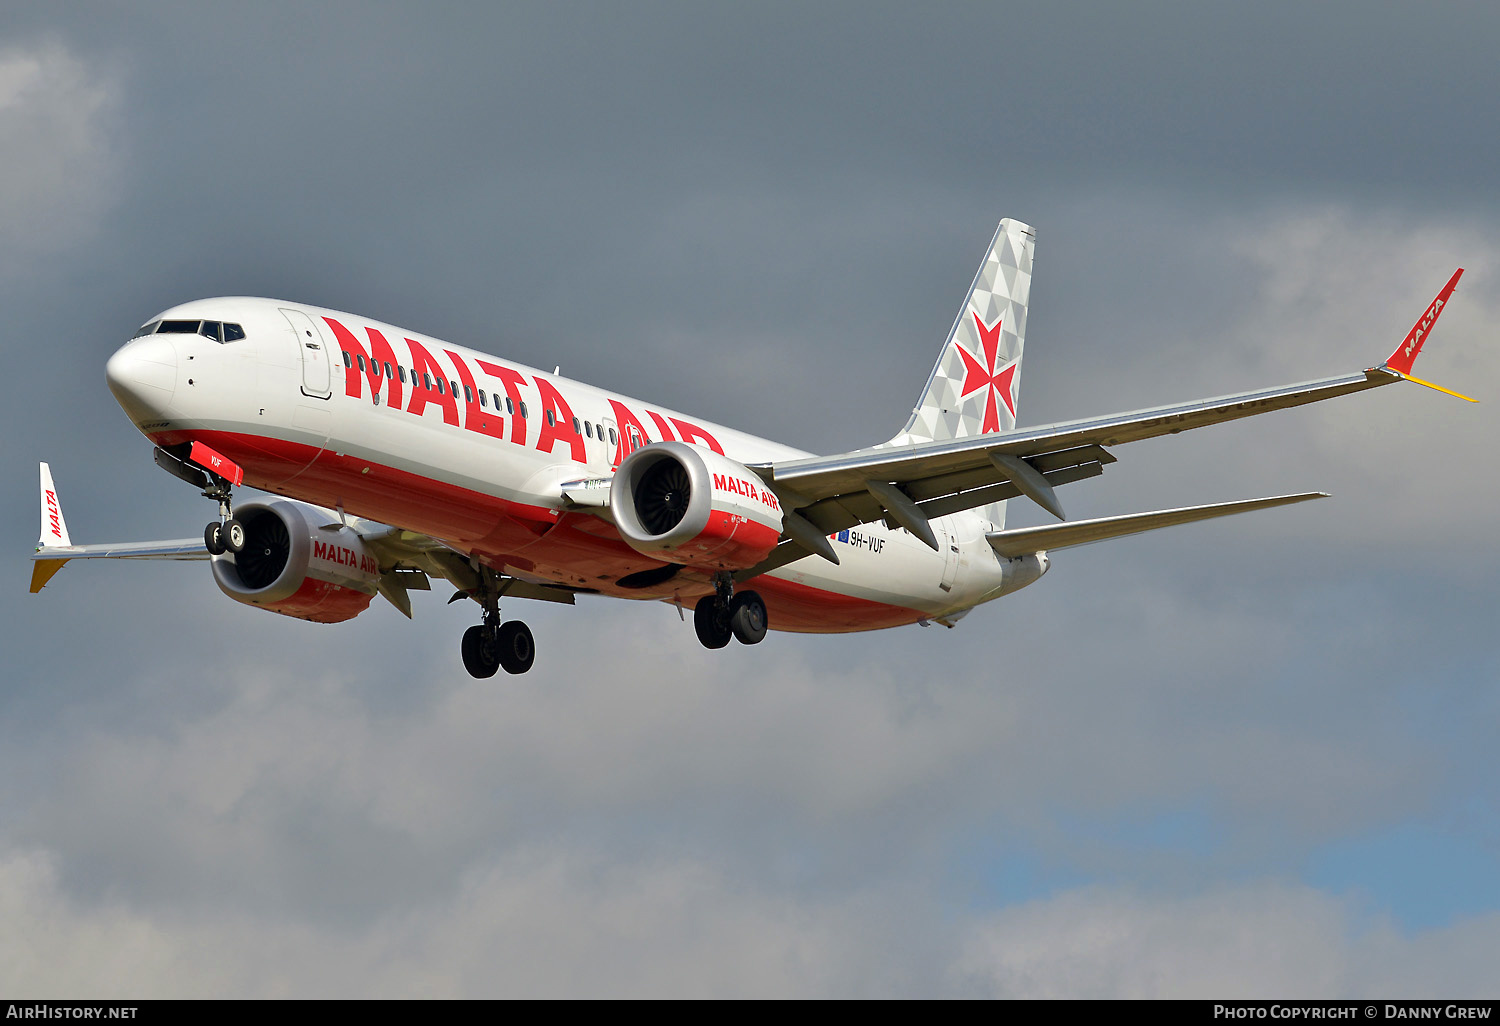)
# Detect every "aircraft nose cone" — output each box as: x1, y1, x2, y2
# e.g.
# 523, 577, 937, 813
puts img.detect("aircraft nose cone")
106, 337, 177, 421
